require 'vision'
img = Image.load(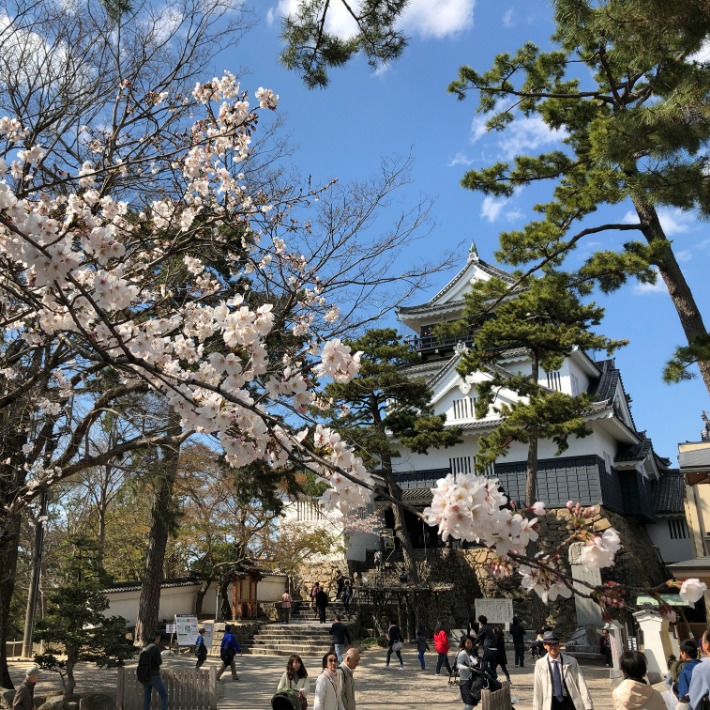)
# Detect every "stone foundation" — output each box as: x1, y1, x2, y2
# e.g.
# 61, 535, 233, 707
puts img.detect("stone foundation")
293, 506, 667, 636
